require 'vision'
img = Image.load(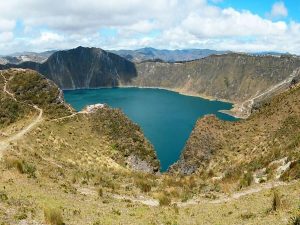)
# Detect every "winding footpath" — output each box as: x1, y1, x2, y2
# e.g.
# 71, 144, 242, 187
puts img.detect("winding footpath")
77, 180, 296, 208
0, 71, 43, 159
